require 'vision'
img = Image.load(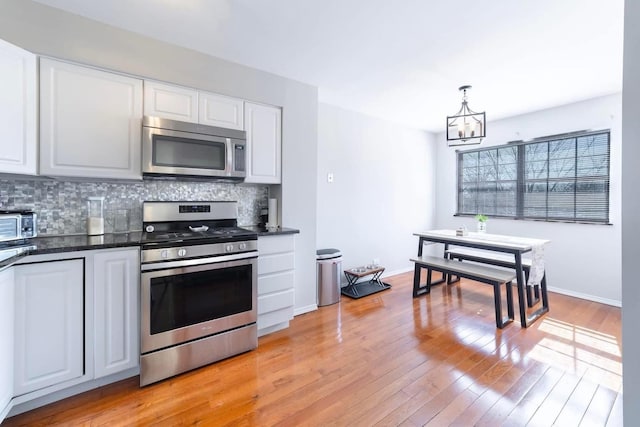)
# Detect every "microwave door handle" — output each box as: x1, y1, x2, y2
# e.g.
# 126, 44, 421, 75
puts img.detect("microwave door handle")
227, 138, 233, 174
